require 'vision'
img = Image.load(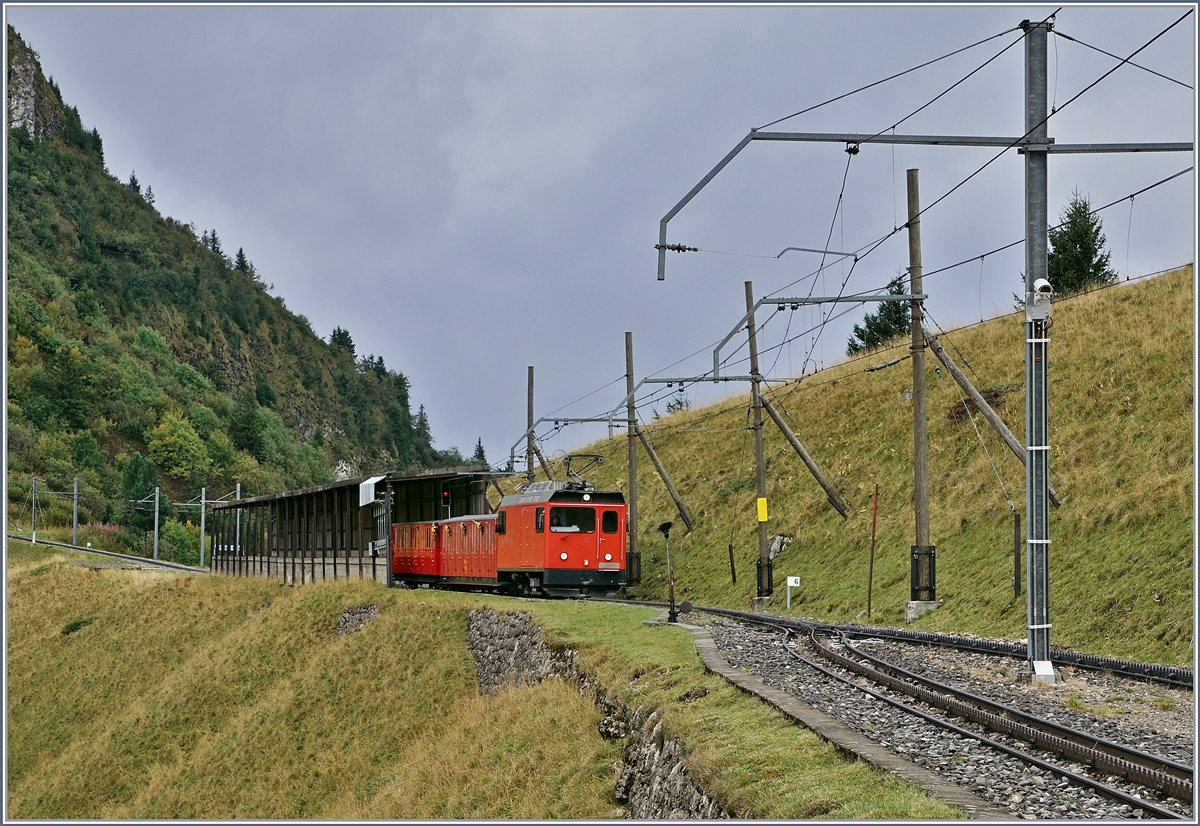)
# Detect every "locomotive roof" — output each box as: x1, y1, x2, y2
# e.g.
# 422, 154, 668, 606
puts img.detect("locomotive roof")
499, 488, 625, 507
